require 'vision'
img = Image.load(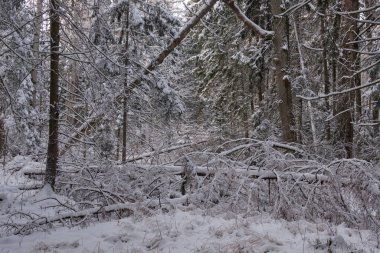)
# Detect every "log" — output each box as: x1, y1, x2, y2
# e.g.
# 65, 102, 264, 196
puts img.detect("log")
137, 164, 330, 183
18, 183, 44, 191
